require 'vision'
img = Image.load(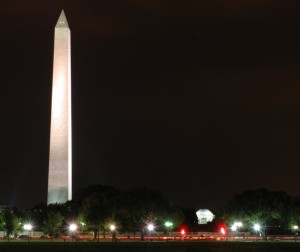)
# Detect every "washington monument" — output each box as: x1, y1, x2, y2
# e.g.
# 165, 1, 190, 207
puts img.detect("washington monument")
47, 10, 72, 204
